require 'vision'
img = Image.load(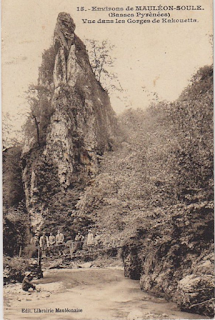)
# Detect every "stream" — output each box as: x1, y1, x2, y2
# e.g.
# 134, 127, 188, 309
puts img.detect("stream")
4, 268, 207, 320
